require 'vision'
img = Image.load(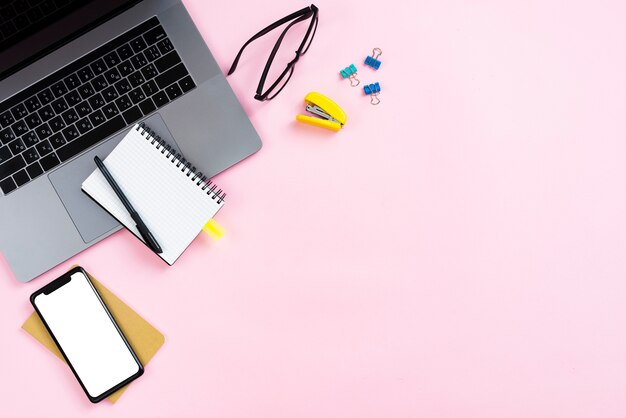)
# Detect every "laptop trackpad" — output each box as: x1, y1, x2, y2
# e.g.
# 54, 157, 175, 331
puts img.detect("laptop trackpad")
49, 114, 182, 243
